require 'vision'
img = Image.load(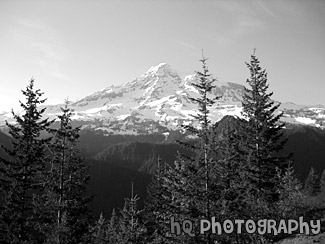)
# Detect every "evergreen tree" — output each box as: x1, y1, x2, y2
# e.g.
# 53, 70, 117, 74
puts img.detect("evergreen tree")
106, 209, 120, 243
229, 51, 293, 243
34, 101, 92, 243
117, 183, 146, 243
43, 213, 70, 244
90, 213, 108, 244
216, 117, 254, 243
0, 79, 52, 243
144, 157, 174, 243
184, 55, 220, 227
300, 167, 325, 227
90, 209, 121, 244
304, 166, 321, 197
162, 56, 223, 244
239, 51, 288, 206
276, 162, 305, 219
